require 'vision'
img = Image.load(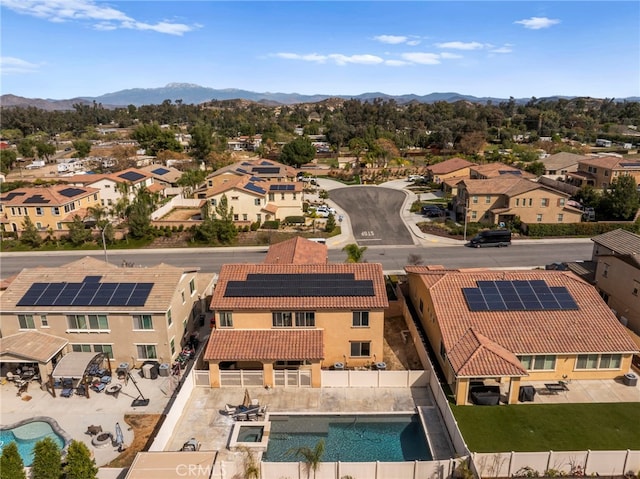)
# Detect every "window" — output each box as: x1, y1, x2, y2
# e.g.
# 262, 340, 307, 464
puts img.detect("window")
281, 193, 285, 200
41, 315, 48, 327
350, 341, 371, 357
170, 338, 176, 355
518, 355, 556, 371
536, 214, 543, 222
485, 195, 491, 204
167, 309, 172, 326
132, 314, 153, 330
576, 354, 621, 370
72, 344, 92, 353
440, 342, 446, 360
233, 214, 239, 221
67, 314, 109, 331
189, 278, 196, 295
36, 222, 43, 229
352, 311, 369, 327
472, 196, 478, 204
528, 198, 532, 207
18, 314, 35, 329
219, 311, 233, 328
181, 290, 185, 303
557, 214, 564, 222
136, 344, 157, 360
295, 312, 315, 327
515, 198, 520, 207
292, 193, 296, 200
231, 196, 239, 201
254, 198, 261, 206
210, 198, 217, 206
93, 344, 113, 358
541, 198, 549, 207
56, 223, 63, 230
256, 214, 261, 223
558, 198, 566, 207
602, 263, 609, 278
64, 203, 76, 213
633, 281, 639, 296
268, 193, 275, 201
243, 214, 248, 221
273, 312, 293, 327
35, 207, 43, 216
471, 211, 477, 220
